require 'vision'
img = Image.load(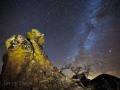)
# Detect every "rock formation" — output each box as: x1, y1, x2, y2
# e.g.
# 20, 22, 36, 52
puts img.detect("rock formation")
0, 29, 77, 90
1, 29, 120, 90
